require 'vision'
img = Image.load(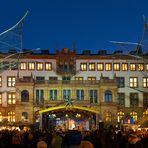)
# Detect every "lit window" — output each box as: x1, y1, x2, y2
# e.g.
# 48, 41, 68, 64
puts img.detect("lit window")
146, 64, 148, 71
45, 62, 52, 71
105, 90, 112, 102
7, 93, 16, 104
138, 63, 144, 71
117, 111, 124, 123
8, 111, 15, 122
37, 62, 43, 71
97, 63, 104, 71
20, 62, 27, 70
0, 93, 2, 105
7, 76, 16, 87
130, 111, 137, 122
49, 90, 57, 100
75, 77, 83, 81
105, 112, 112, 122
0, 76, 2, 87
87, 77, 96, 81
76, 89, 84, 101
89, 63, 95, 71
122, 63, 128, 71
130, 93, 138, 107
129, 77, 138, 88
28, 62, 35, 70
143, 77, 148, 88
113, 63, 120, 71
130, 63, 136, 71
105, 63, 112, 71
0, 112, 2, 122
143, 110, 148, 117
80, 63, 87, 71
